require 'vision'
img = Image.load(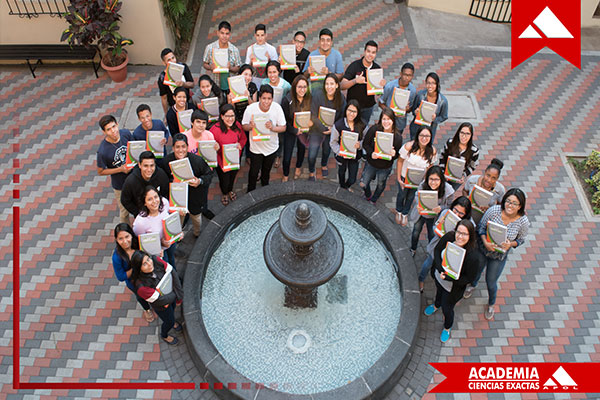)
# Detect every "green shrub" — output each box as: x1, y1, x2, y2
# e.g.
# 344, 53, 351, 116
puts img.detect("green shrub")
160, 0, 203, 55
585, 150, 600, 171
